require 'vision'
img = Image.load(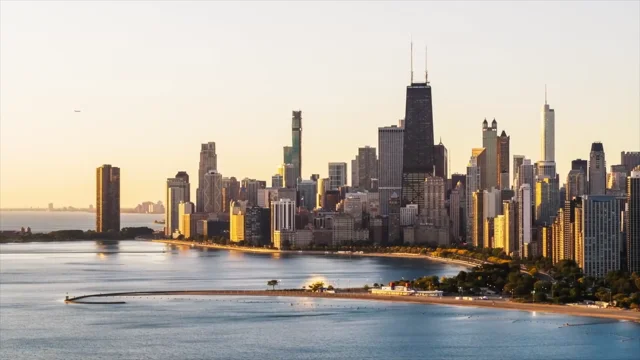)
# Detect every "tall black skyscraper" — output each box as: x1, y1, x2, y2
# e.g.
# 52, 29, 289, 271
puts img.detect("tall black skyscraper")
401, 45, 435, 210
